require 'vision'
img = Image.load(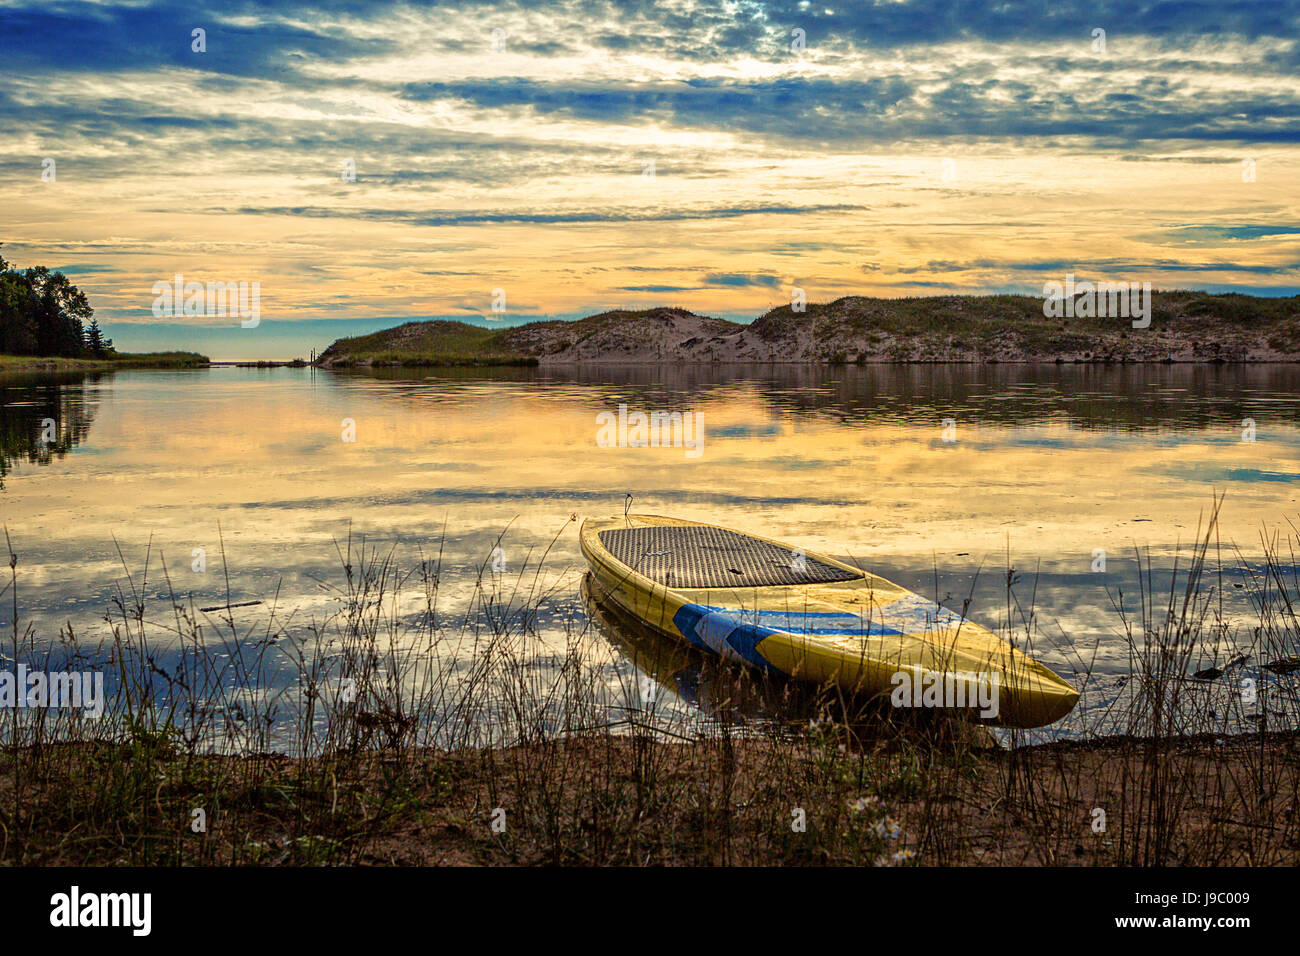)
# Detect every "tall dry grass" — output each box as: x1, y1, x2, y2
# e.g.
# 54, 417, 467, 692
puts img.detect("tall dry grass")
0, 501, 1298, 865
